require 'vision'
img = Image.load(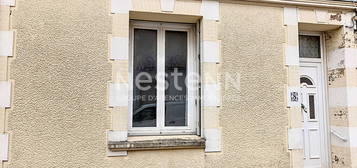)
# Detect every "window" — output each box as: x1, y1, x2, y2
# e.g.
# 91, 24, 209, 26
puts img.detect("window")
129, 21, 199, 135
308, 95, 316, 119
299, 35, 321, 58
